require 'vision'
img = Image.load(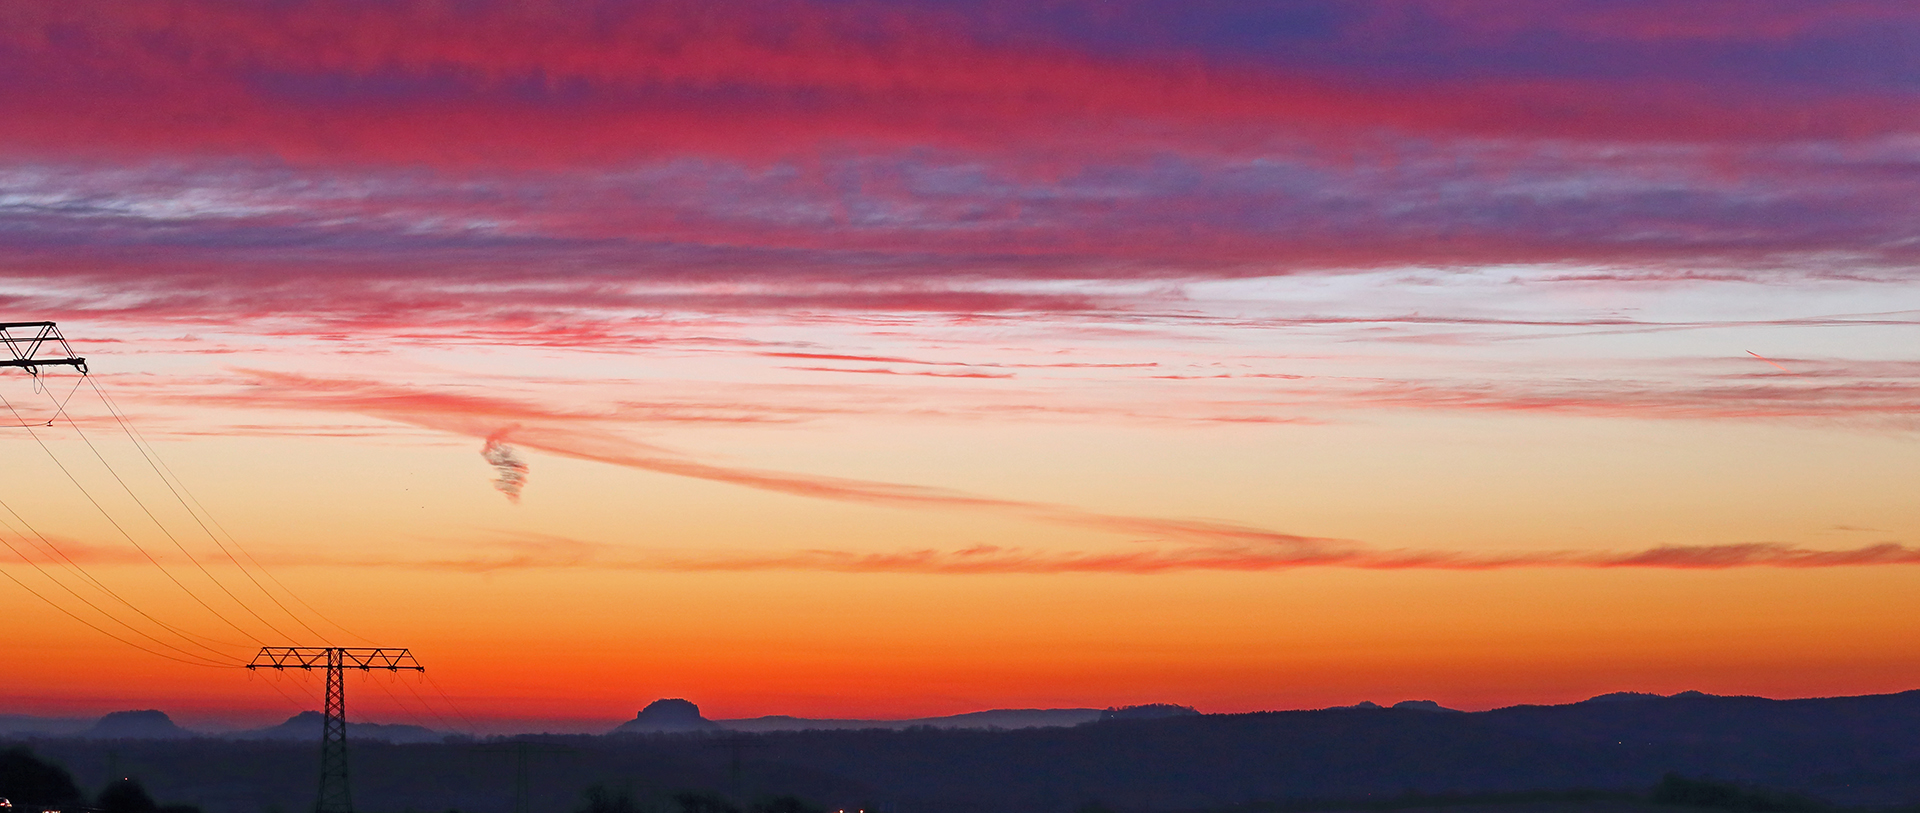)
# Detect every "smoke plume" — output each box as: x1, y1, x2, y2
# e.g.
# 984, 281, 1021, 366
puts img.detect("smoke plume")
481, 431, 529, 503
